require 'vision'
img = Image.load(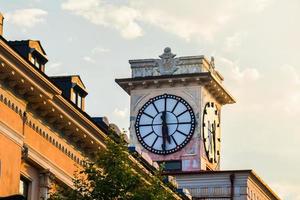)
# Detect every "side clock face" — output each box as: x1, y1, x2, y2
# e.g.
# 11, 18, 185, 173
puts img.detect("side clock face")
135, 94, 196, 155
202, 102, 221, 164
